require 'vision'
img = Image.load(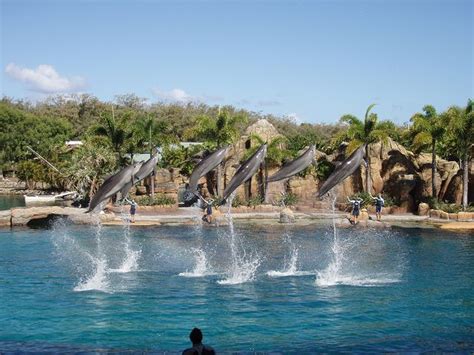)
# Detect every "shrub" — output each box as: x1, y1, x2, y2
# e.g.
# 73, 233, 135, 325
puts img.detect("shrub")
278, 192, 299, 206
424, 197, 462, 213
135, 194, 176, 206
247, 196, 264, 207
